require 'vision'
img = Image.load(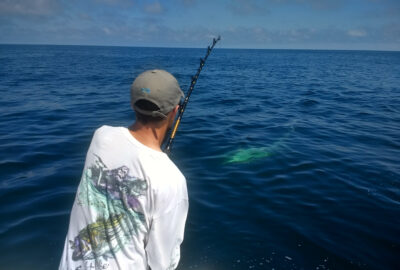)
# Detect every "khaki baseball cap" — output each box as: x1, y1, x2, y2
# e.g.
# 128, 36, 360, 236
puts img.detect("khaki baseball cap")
130, 69, 184, 118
